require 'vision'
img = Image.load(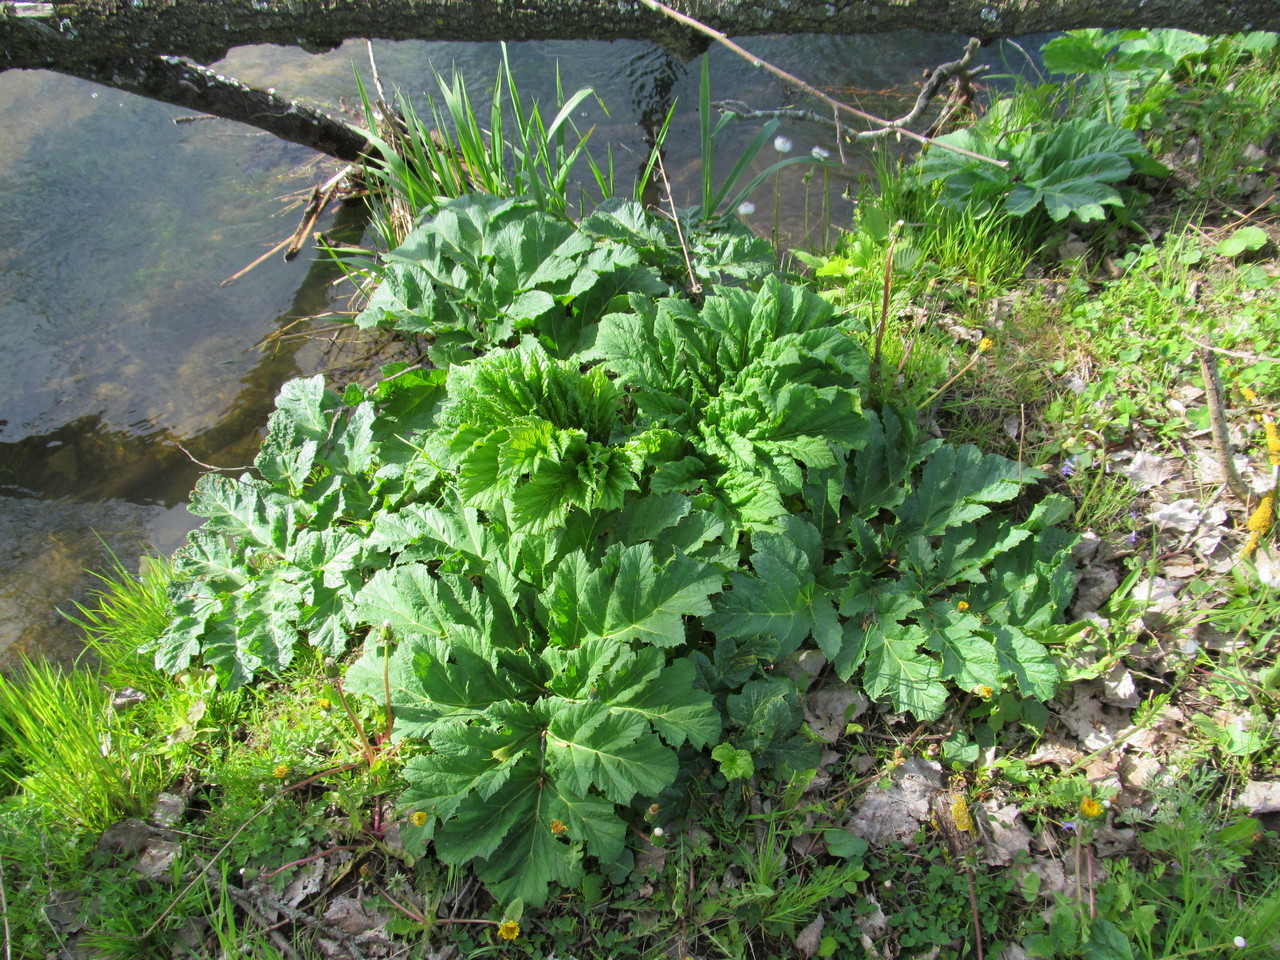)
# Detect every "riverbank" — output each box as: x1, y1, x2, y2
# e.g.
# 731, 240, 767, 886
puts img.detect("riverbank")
2, 27, 1279, 960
